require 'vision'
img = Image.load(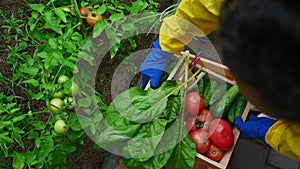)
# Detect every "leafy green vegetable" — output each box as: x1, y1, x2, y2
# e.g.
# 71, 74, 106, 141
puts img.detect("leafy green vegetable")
96, 79, 197, 169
